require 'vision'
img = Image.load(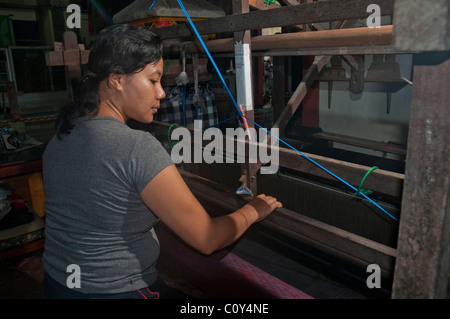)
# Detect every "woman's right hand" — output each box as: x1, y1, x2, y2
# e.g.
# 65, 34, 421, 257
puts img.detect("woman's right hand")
141, 165, 283, 255
245, 194, 282, 223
